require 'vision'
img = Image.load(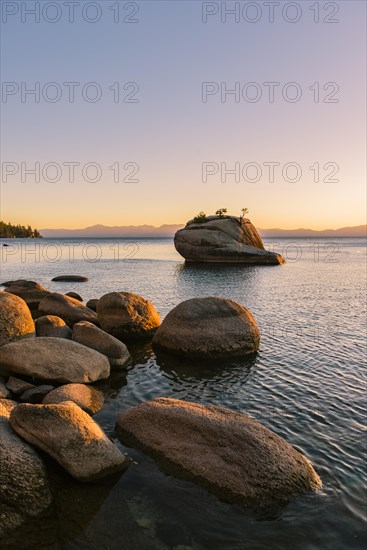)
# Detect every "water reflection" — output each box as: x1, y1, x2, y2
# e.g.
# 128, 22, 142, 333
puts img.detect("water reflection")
2, 238, 365, 549
174, 261, 260, 280
155, 349, 257, 384
173, 262, 263, 305
95, 368, 129, 399
2, 460, 128, 550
